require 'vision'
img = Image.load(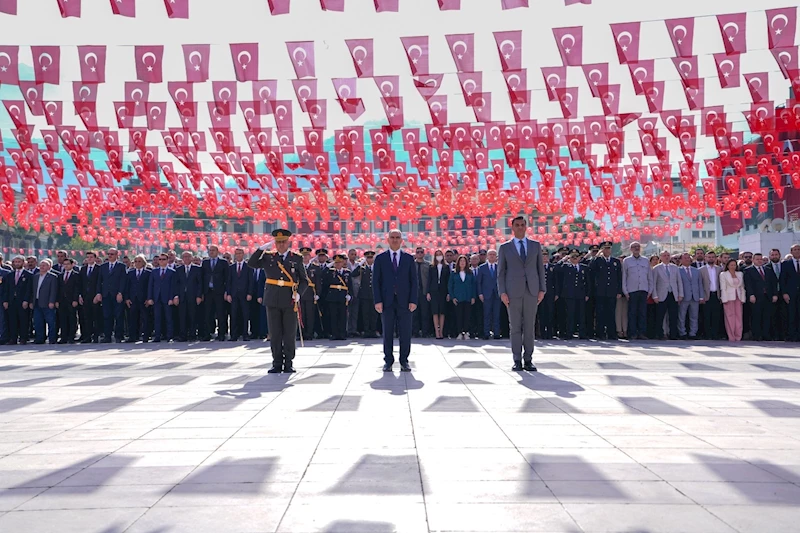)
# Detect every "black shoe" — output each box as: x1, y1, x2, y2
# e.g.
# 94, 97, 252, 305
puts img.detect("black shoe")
382, 364, 393, 372
512, 362, 523, 371
523, 363, 537, 372
400, 363, 411, 372
243, 336, 251, 341
283, 366, 296, 373
122, 338, 136, 343
267, 367, 282, 374
153, 337, 161, 343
